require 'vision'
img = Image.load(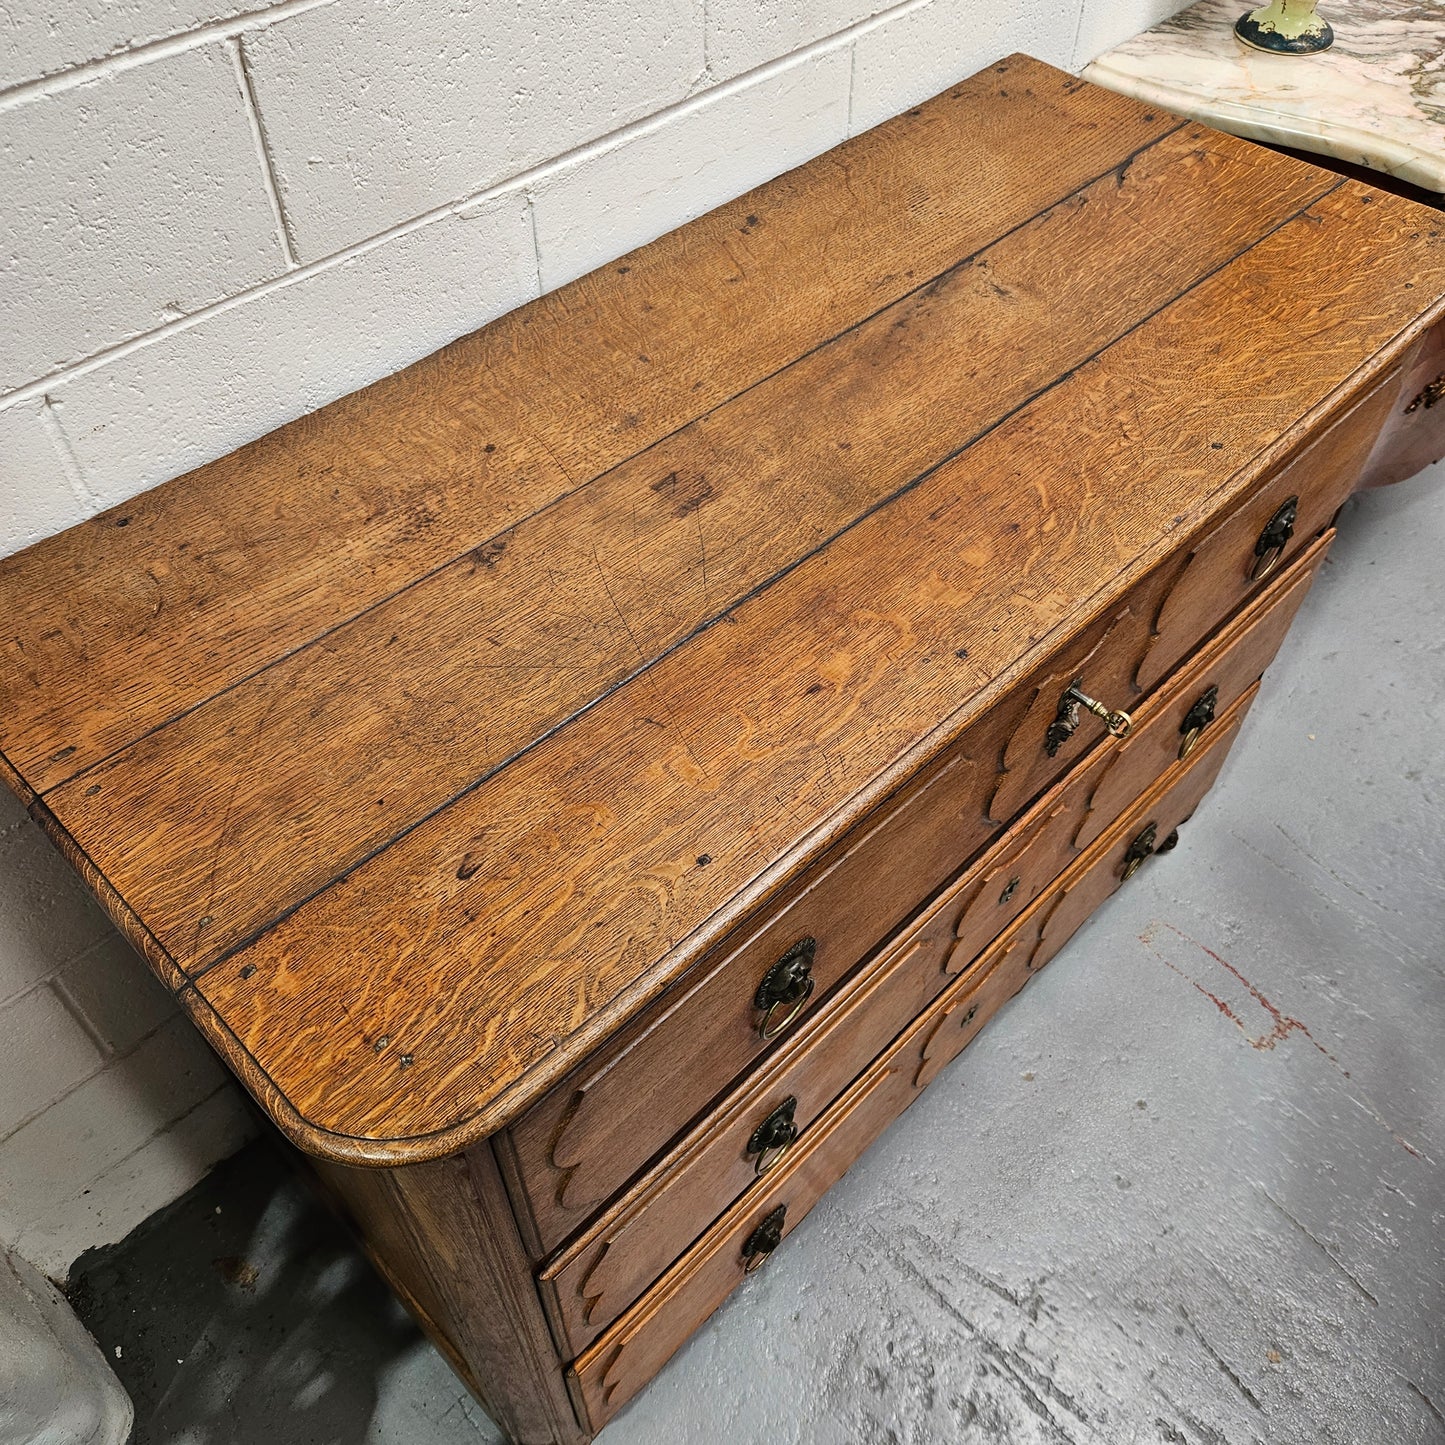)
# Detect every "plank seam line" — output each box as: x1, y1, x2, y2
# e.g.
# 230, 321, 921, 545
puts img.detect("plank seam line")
181, 175, 1348, 989
38, 115, 1194, 796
